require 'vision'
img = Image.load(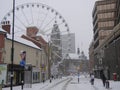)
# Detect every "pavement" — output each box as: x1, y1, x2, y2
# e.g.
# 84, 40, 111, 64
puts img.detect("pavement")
1, 76, 120, 90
